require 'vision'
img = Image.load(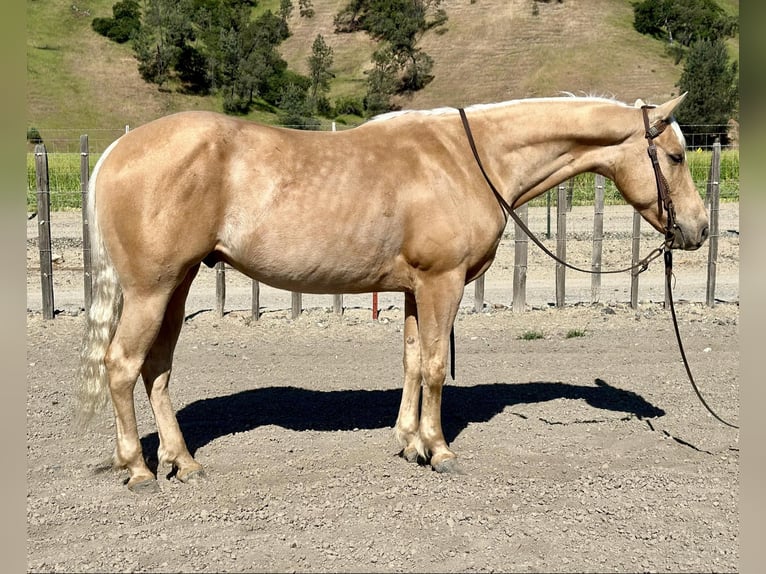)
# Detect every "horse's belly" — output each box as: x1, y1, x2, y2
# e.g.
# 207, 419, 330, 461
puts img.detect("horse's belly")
222, 234, 406, 294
